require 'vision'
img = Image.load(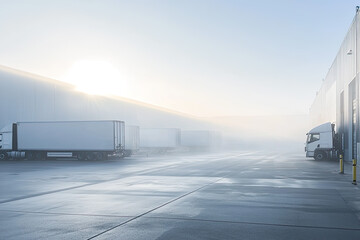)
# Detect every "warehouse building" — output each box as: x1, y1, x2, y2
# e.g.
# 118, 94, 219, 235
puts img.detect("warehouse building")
0, 65, 212, 134
310, 9, 360, 161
